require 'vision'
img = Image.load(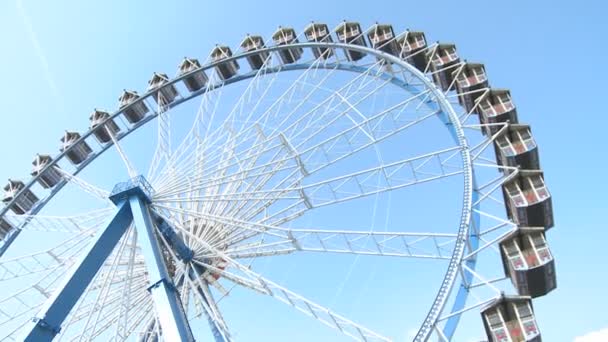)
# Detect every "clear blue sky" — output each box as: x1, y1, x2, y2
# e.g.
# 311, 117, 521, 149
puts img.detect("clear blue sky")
0, 0, 606, 341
